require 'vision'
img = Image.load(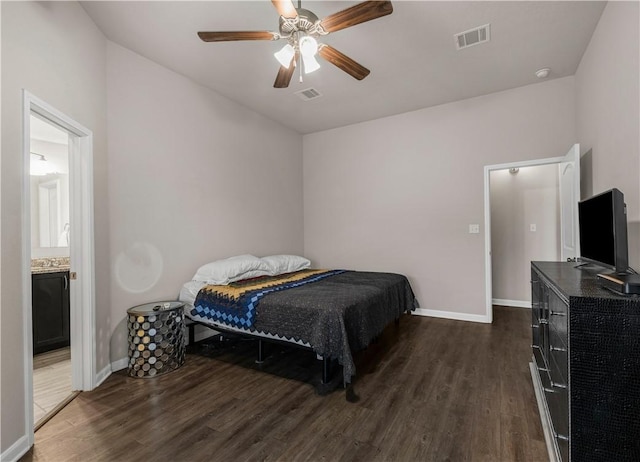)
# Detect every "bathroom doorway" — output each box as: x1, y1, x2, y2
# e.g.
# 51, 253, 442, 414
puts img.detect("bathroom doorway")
29, 114, 76, 428
21, 91, 96, 445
